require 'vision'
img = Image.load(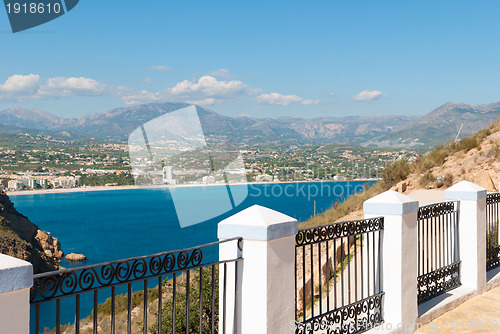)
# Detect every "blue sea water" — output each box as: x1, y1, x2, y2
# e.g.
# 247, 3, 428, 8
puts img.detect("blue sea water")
10, 181, 375, 332
11, 181, 374, 268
